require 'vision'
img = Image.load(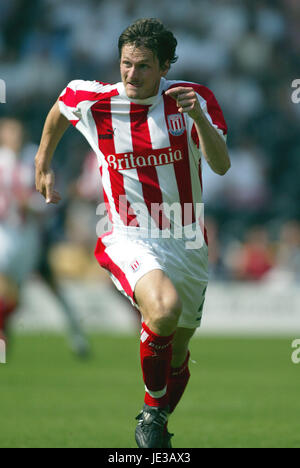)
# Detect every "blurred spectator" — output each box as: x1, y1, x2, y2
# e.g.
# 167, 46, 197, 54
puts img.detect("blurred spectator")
203, 137, 270, 214
222, 138, 270, 211
276, 220, 300, 281
264, 220, 300, 285
224, 225, 274, 281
